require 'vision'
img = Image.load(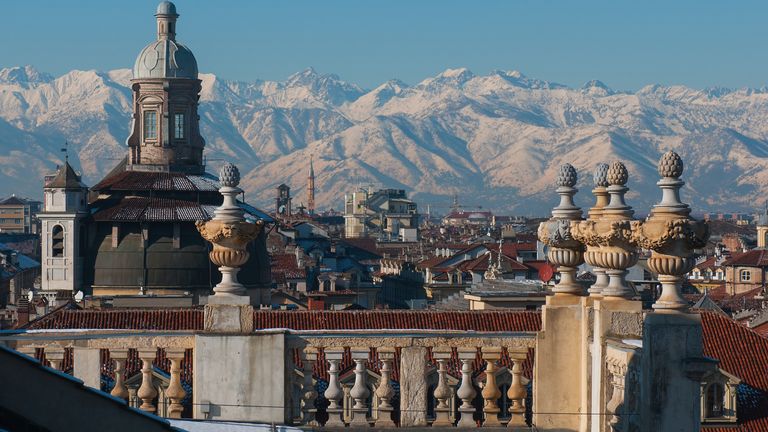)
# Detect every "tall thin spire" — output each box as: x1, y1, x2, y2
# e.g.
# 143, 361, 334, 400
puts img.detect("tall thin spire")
307, 155, 316, 215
